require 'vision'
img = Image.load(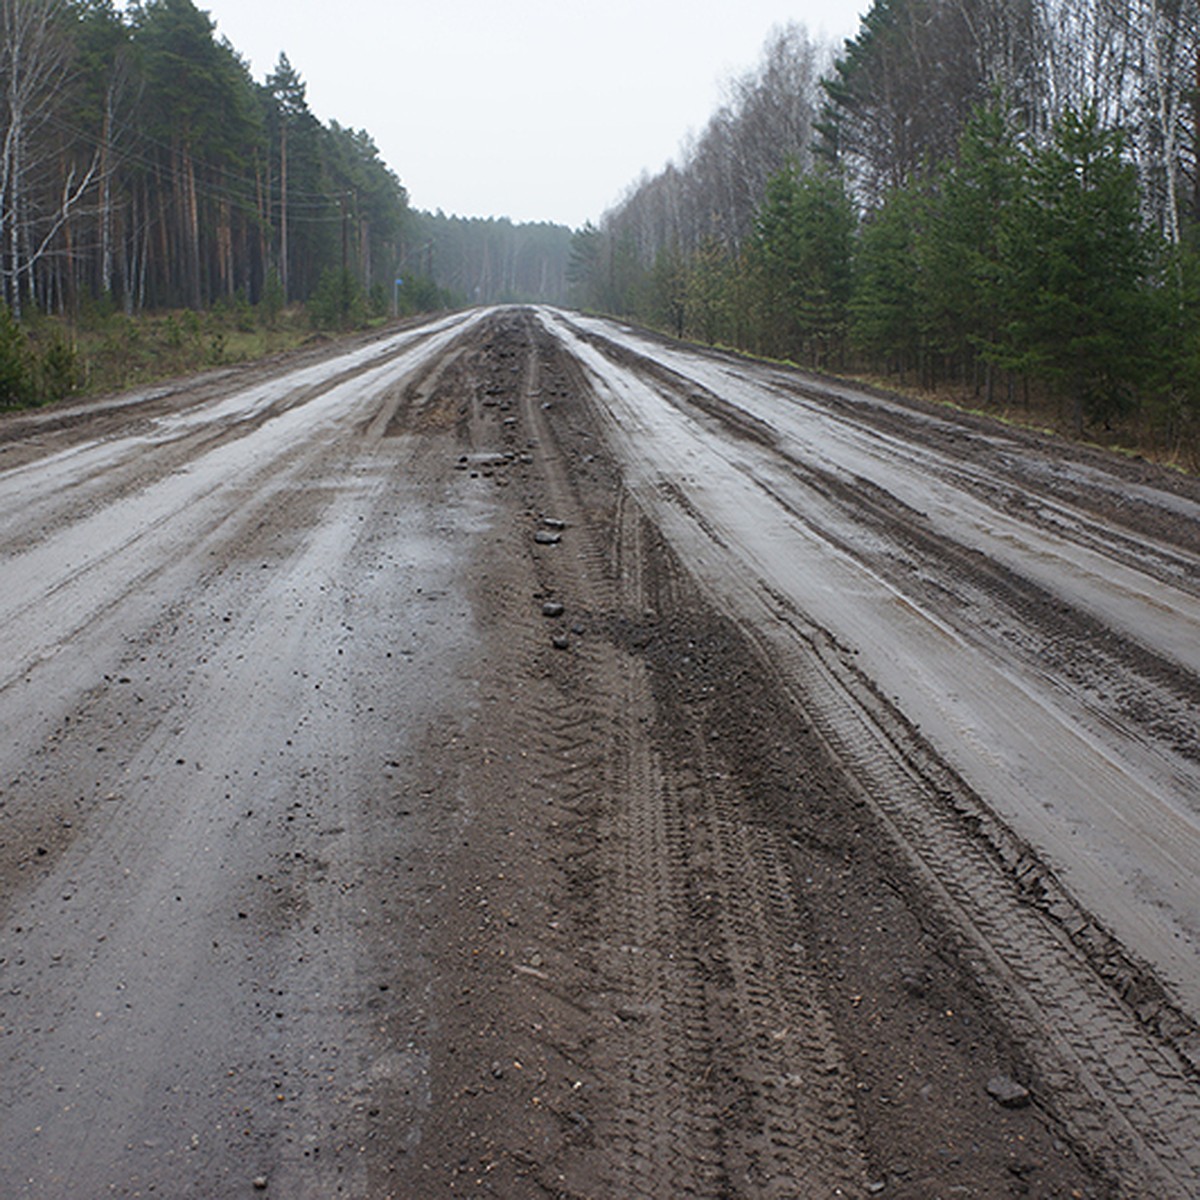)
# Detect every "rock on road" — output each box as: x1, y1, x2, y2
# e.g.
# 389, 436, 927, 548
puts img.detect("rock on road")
1, 307, 1198, 1198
